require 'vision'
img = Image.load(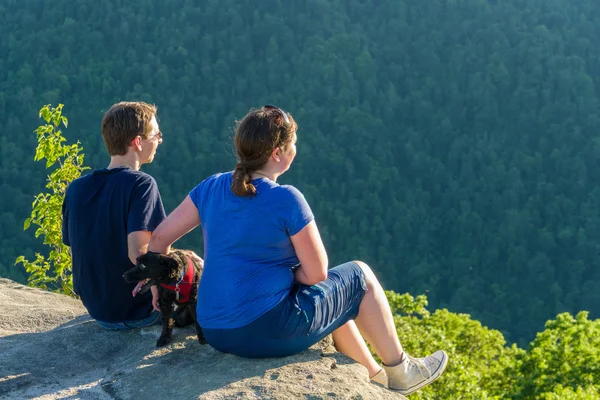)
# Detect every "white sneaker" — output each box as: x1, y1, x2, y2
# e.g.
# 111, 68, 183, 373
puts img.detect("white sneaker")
382, 350, 448, 395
